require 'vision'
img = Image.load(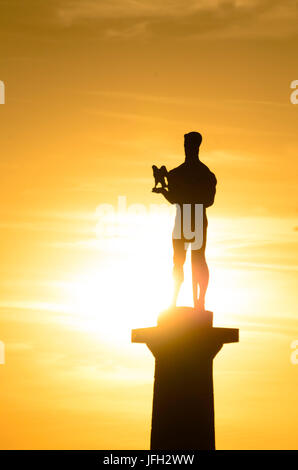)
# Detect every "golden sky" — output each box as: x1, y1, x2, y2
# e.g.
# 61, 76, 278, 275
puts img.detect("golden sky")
0, 0, 297, 449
